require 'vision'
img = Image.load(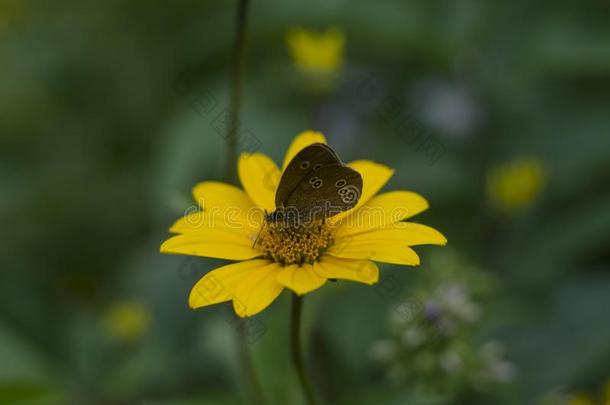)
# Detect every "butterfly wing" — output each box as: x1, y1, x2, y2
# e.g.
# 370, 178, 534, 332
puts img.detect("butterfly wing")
275, 143, 341, 208
283, 164, 363, 222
